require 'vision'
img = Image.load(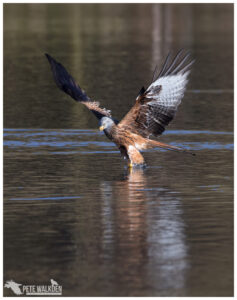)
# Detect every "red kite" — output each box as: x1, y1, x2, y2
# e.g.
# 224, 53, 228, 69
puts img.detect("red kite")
46, 50, 194, 168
